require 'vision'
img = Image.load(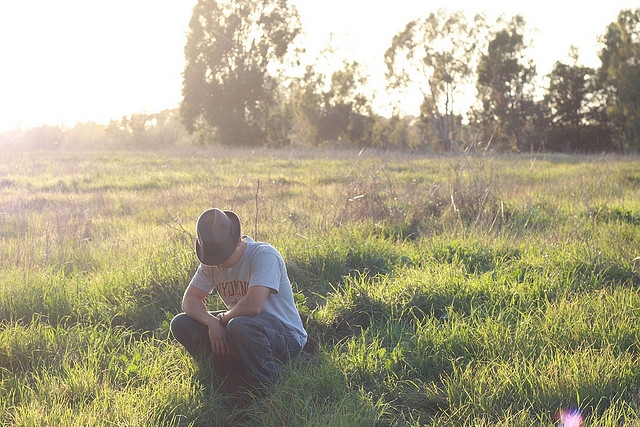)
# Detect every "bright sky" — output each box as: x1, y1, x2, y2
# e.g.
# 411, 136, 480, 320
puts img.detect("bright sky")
0, 0, 637, 132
